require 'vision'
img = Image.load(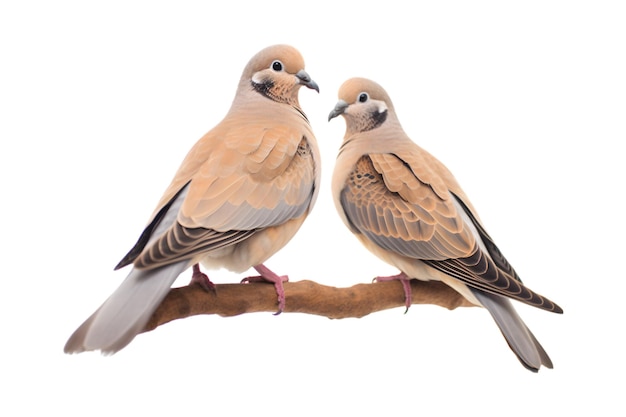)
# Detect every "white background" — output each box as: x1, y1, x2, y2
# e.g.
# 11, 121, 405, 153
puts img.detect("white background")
1, 1, 624, 415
